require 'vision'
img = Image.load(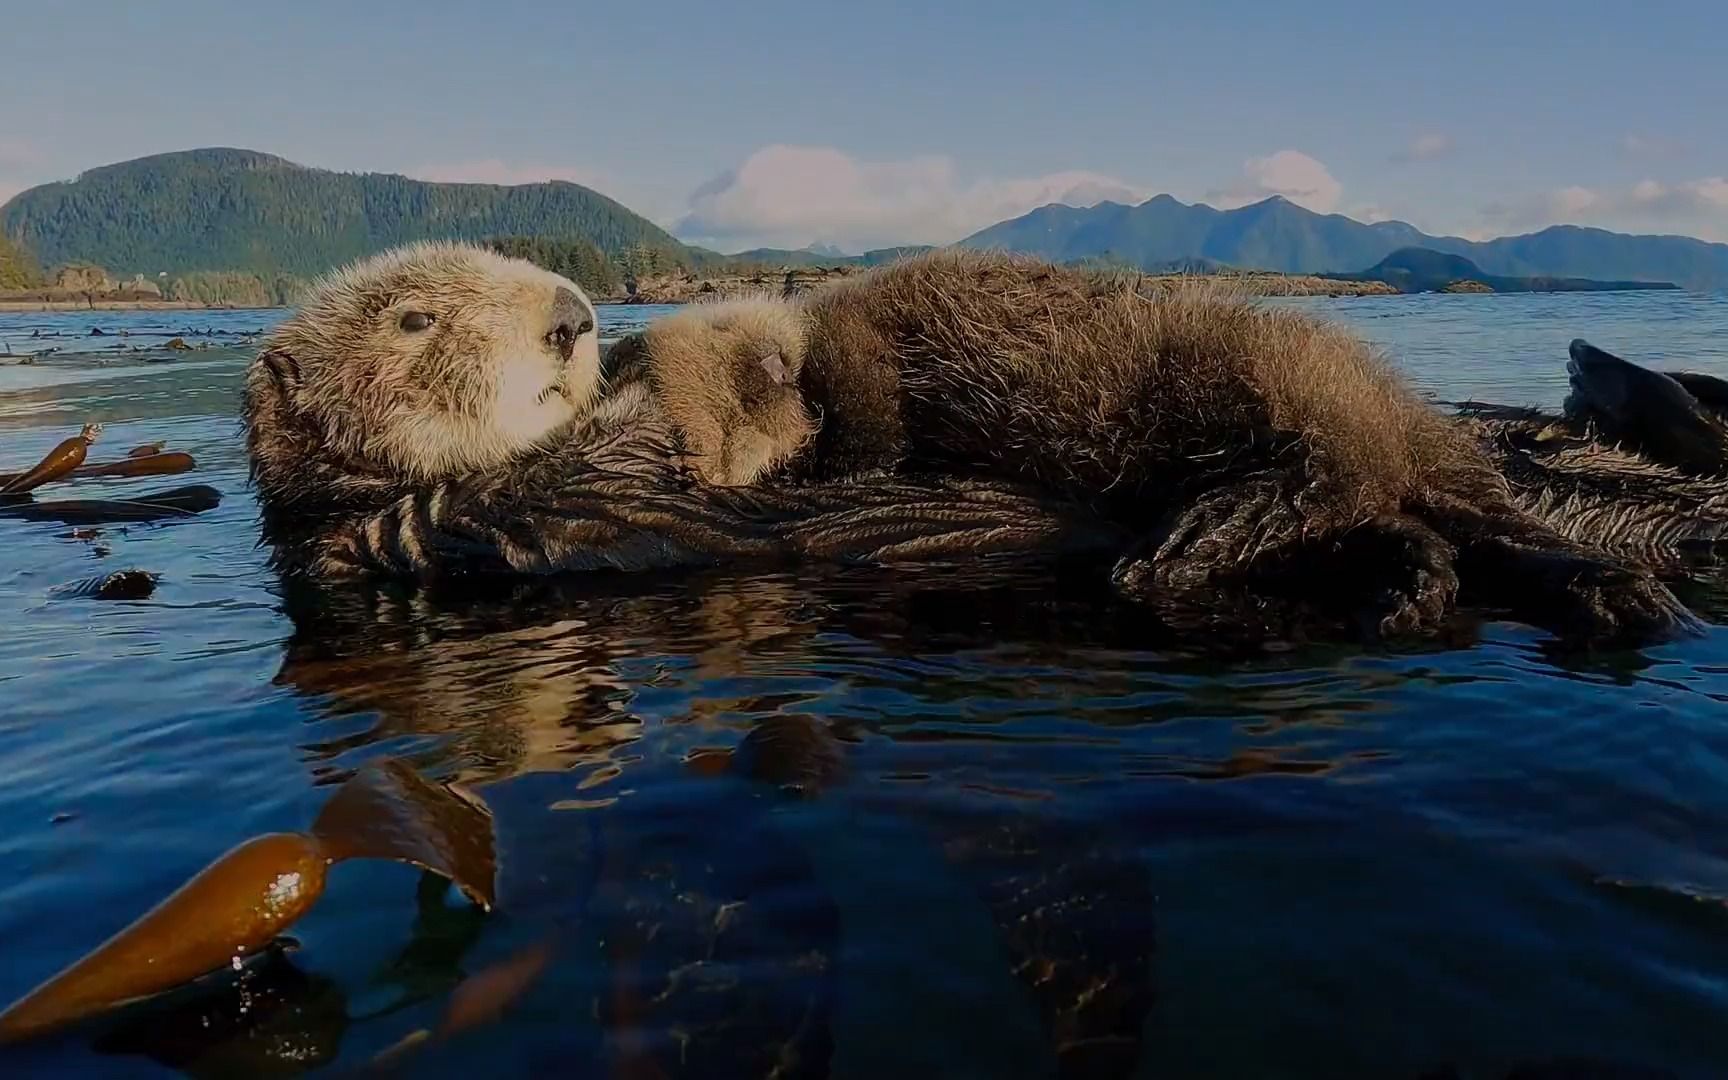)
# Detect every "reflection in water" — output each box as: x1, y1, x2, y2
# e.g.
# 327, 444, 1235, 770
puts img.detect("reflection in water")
259, 563, 1432, 1078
